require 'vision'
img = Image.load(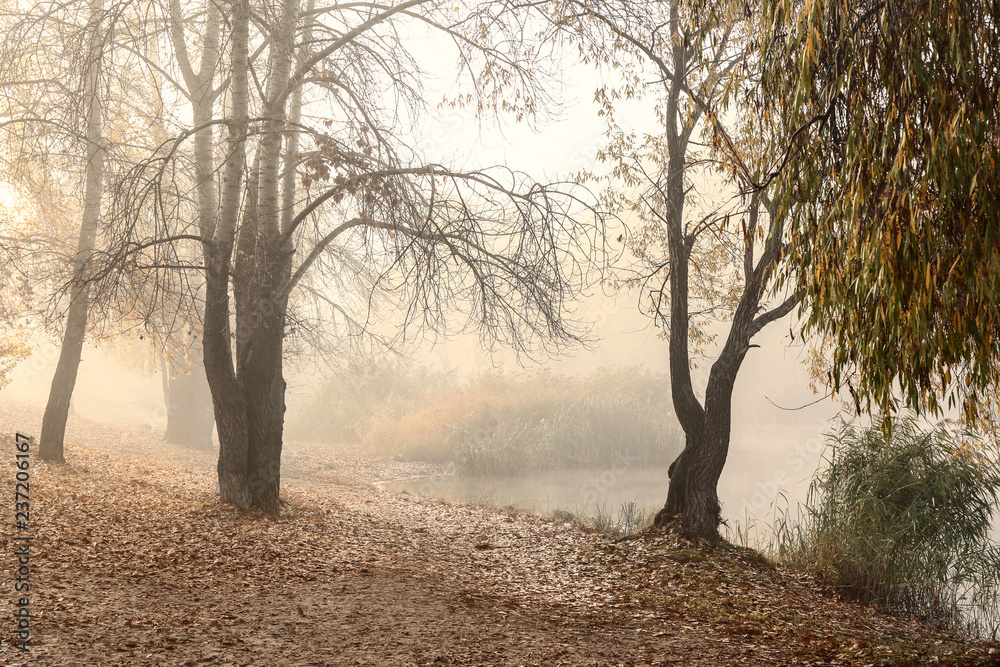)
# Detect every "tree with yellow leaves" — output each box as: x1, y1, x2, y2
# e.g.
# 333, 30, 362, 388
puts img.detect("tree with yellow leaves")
759, 0, 1000, 423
